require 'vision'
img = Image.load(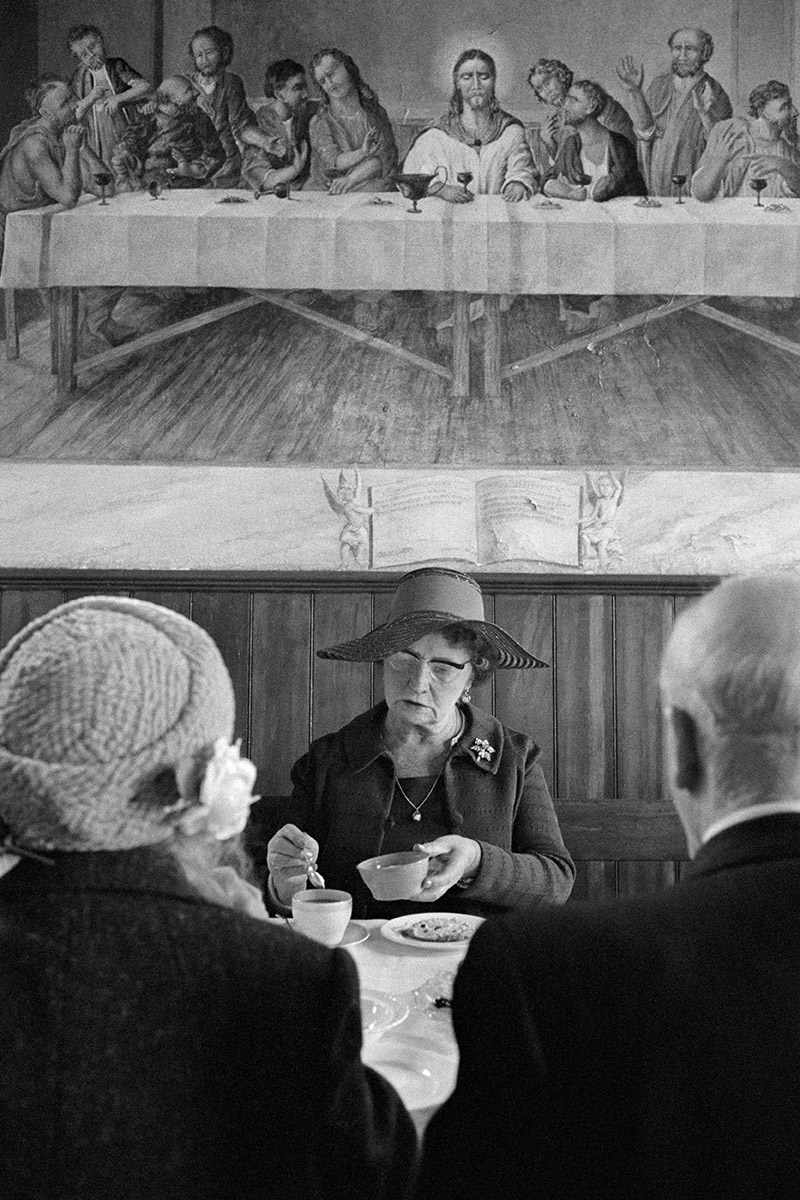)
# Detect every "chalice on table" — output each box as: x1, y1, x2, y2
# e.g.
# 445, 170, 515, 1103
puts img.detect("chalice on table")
671, 173, 687, 204
456, 170, 474, 193
393, 165, 448, 213
93, 171, 112, 206
750, 177, 768, 207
